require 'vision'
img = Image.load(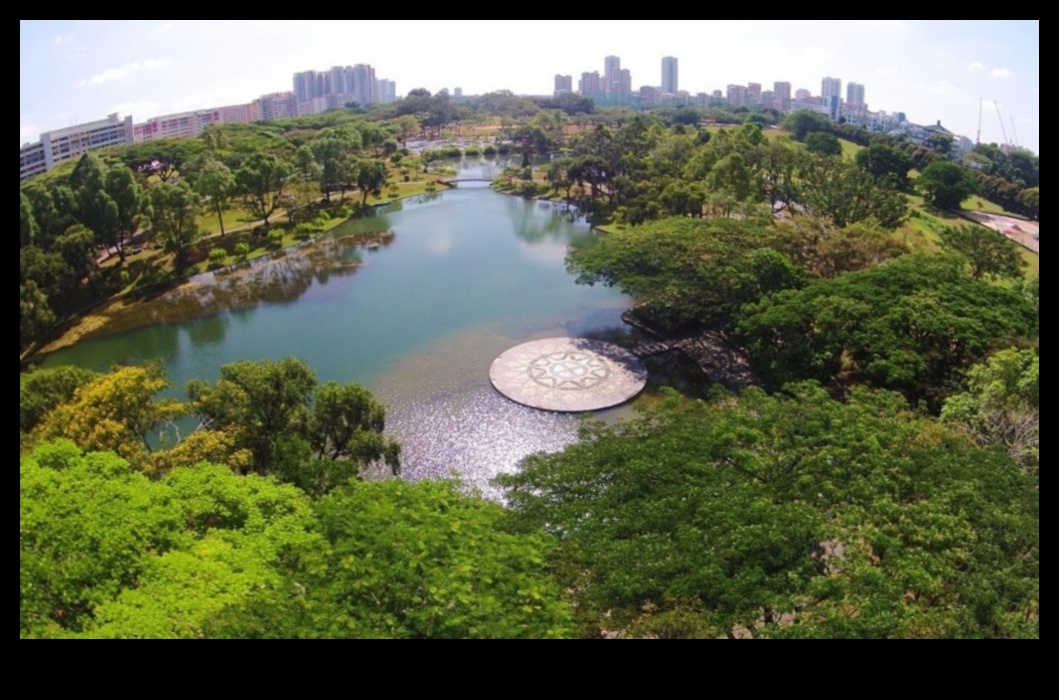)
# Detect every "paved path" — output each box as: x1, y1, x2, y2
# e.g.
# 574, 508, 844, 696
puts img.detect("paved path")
490, 338, 648, 413
963, 212, 1039, 254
